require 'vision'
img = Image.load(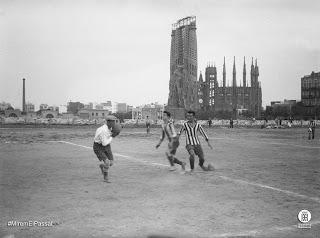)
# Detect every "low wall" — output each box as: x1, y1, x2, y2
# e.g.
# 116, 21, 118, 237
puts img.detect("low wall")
0, 116, 318, 128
